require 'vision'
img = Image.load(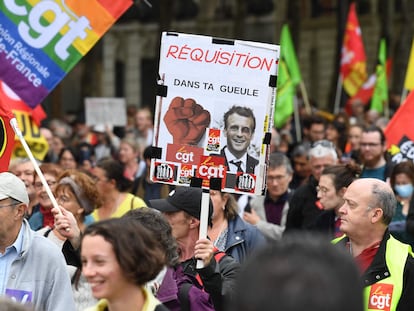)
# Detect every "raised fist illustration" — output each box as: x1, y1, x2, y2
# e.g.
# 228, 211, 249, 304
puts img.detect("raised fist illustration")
164, 96, 211, 145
